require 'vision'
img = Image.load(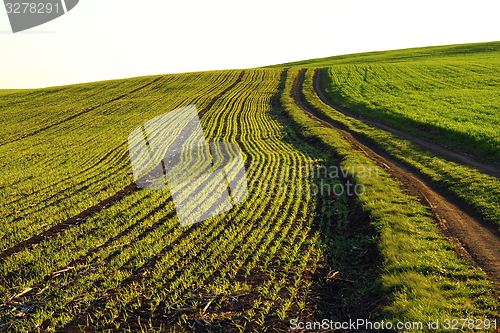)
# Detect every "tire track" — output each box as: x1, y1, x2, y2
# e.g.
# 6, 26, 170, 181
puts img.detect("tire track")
293, 69, 500, 284
0, 183, 141, 261
313, 68, 500, 179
